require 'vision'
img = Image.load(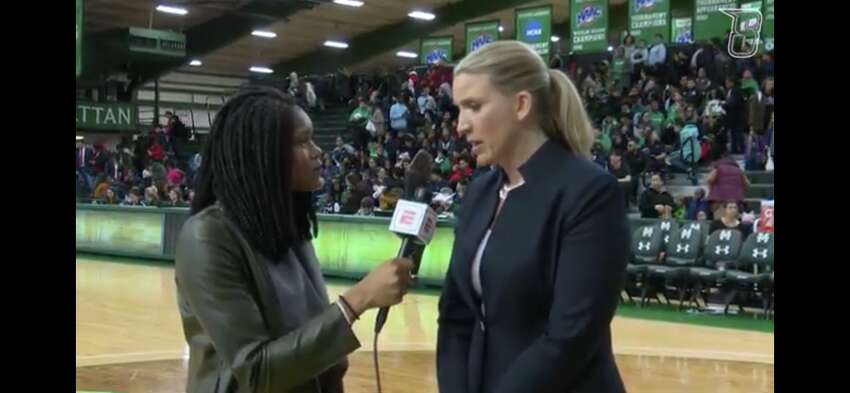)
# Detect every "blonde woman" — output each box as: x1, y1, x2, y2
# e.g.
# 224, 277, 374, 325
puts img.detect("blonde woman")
437, 41, 630, 393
